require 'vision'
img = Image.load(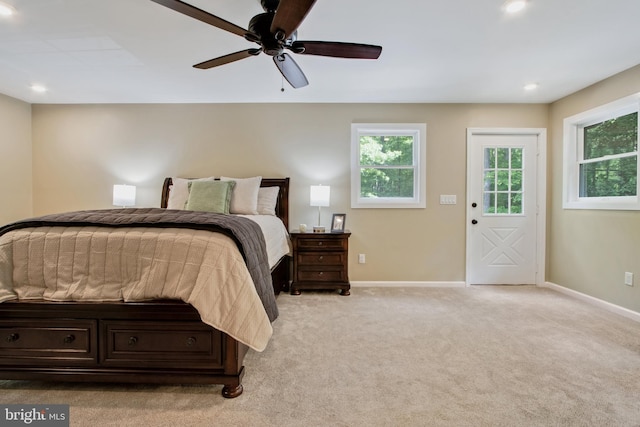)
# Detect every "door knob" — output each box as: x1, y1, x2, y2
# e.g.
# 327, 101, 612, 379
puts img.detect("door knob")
471, 219, 478, 225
